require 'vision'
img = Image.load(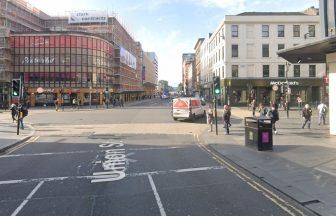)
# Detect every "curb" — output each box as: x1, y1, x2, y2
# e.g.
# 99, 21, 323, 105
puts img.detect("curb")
0, 135, 33, 153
